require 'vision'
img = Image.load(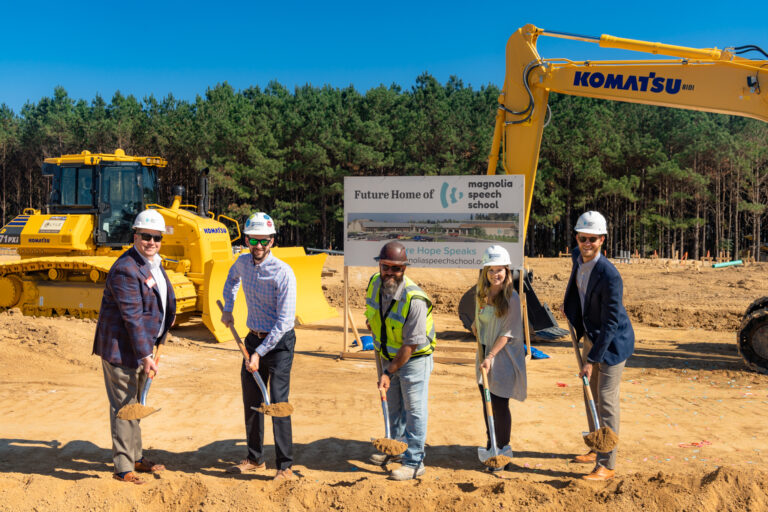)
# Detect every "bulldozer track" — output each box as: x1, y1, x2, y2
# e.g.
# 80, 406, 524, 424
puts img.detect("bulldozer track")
0, 256, 198, 320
